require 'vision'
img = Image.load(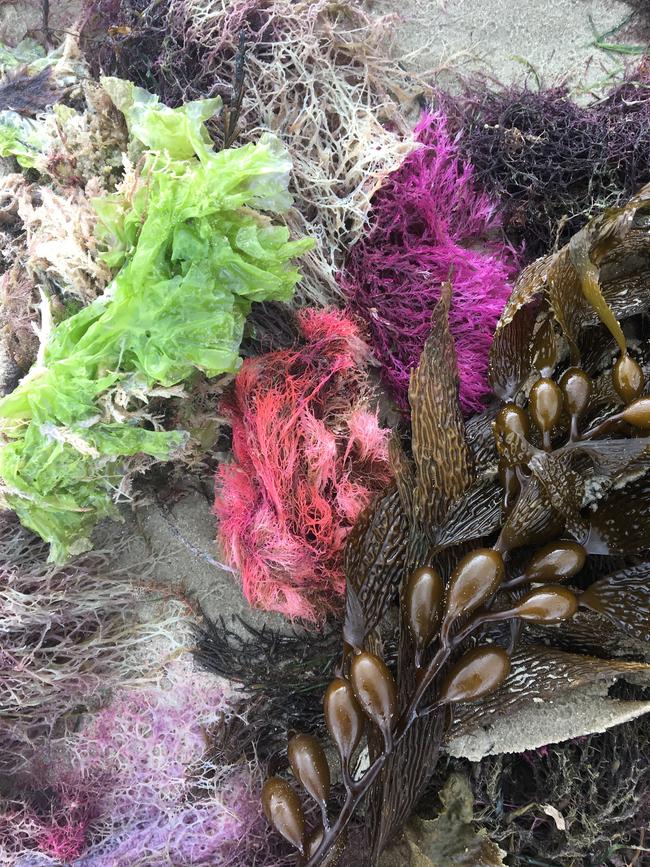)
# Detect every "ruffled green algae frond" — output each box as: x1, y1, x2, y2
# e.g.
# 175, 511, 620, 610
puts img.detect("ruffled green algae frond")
0, 79, 313, 562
